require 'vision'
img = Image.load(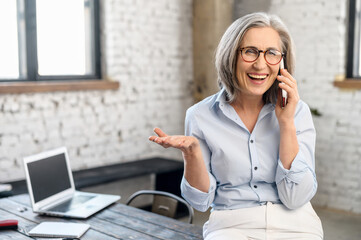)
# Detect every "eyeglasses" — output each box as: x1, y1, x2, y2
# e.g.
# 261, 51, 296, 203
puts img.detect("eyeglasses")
238, 47, 284, 65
